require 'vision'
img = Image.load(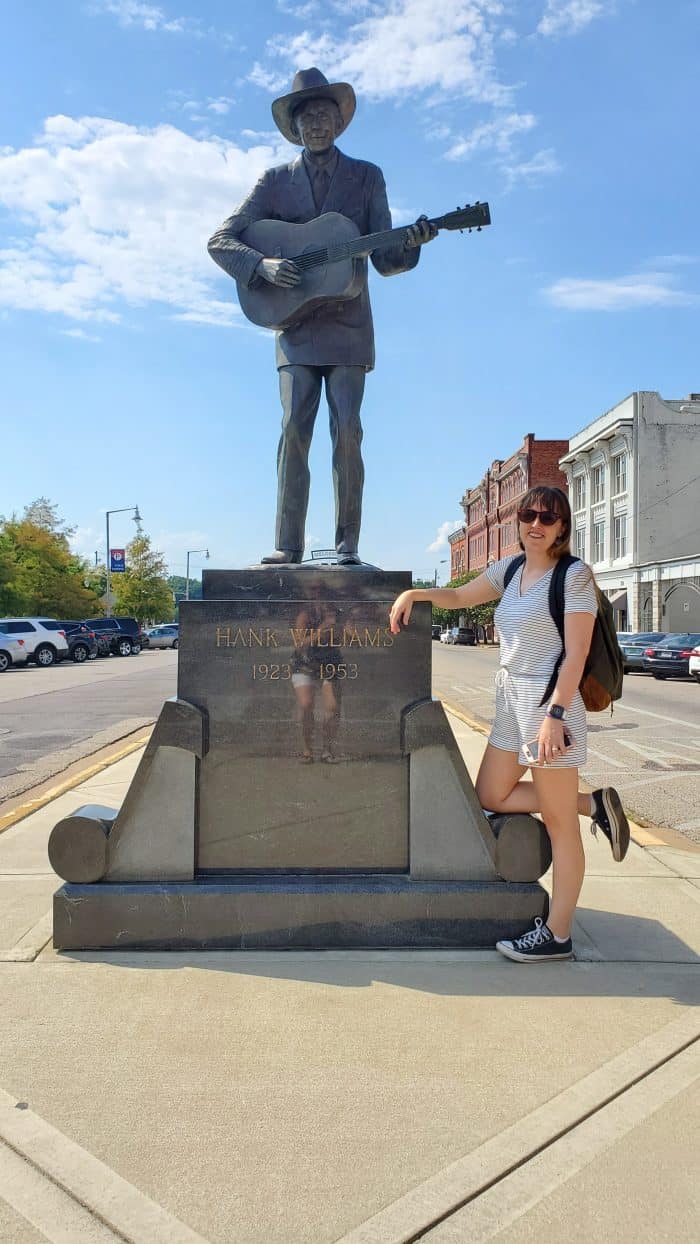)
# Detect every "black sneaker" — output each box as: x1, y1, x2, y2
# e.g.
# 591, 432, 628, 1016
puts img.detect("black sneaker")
496, 917, 573, 963
591, 788, 630, 862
